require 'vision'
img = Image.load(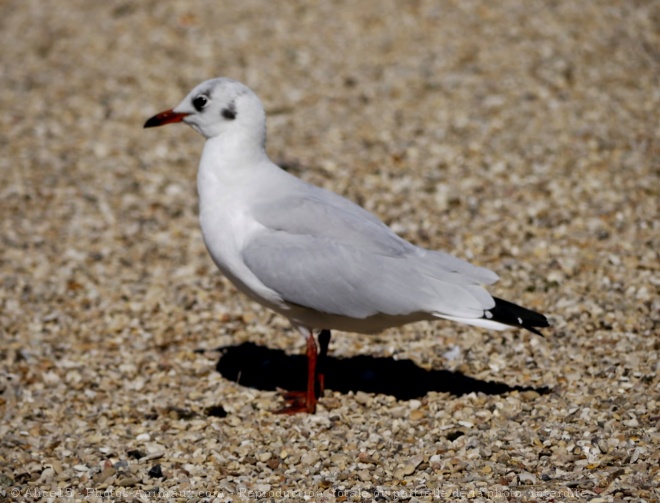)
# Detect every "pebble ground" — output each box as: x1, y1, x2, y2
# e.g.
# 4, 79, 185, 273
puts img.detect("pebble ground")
1, 1, 658, 501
